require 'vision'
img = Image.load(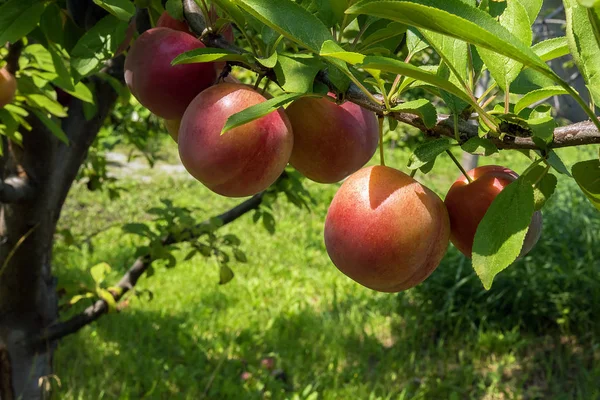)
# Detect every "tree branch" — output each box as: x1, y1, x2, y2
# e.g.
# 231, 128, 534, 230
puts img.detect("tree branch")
183, 1, 600, 150
27, 192, 265, 347
0, 177, 34, 204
